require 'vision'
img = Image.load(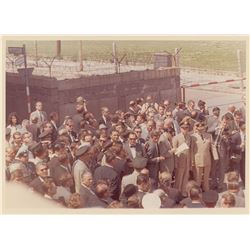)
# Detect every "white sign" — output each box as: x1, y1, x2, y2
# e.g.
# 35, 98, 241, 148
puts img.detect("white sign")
175, 142, 189, 156
15, 56, 24, 66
